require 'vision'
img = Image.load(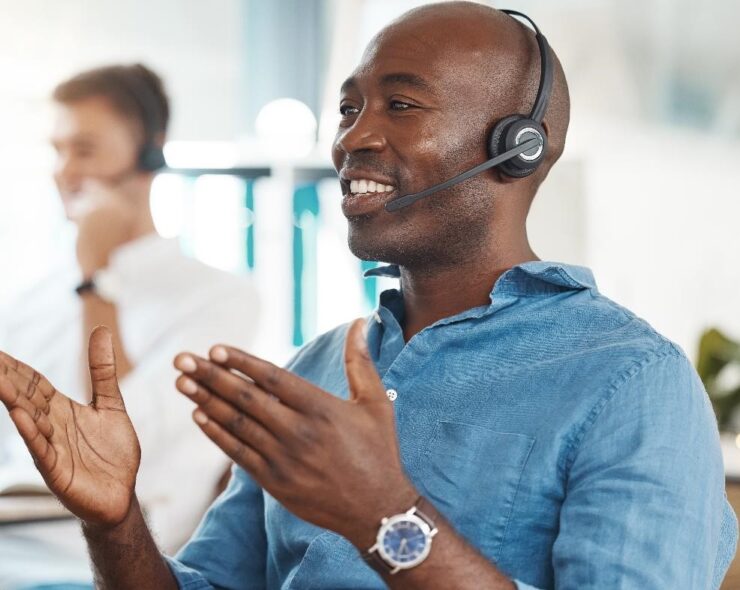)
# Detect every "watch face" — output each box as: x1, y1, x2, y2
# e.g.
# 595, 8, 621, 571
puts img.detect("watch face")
377, 513, 432, 569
